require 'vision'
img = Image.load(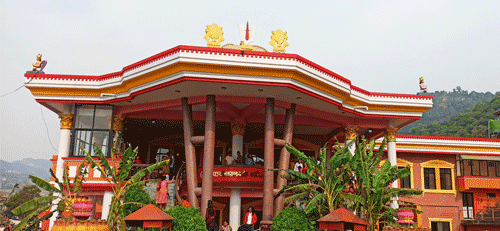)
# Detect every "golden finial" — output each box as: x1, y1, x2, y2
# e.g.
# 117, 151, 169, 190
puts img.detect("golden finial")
32, 54, 42, 71
269, 29, 289, 53
204, 23, 225, 48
